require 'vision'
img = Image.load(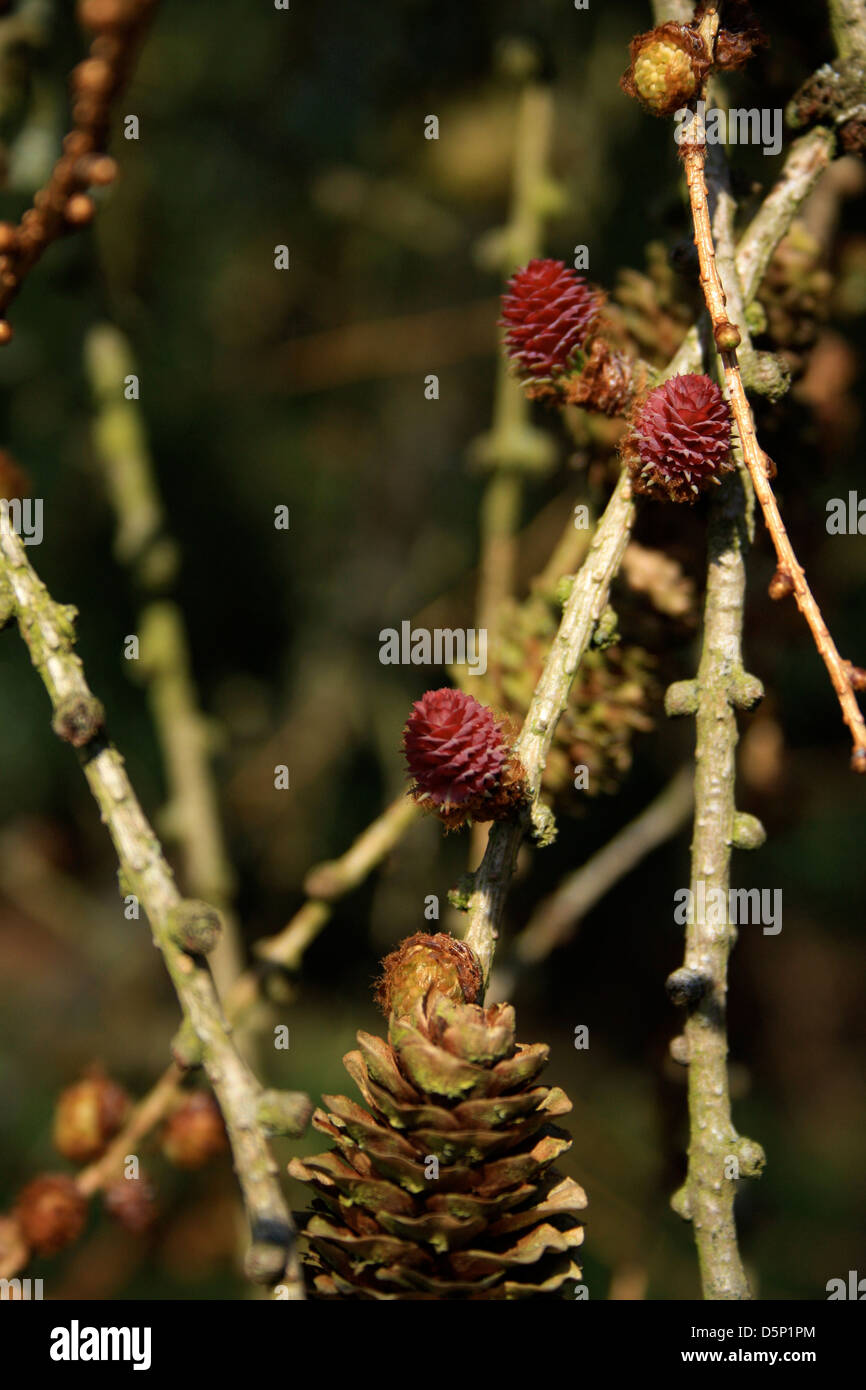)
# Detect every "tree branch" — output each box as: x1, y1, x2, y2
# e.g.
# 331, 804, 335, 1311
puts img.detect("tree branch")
255, 793, 420, 973
666, 466, 766, 1300
0, 523, 309, 1293
666, 174, 769, 1288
